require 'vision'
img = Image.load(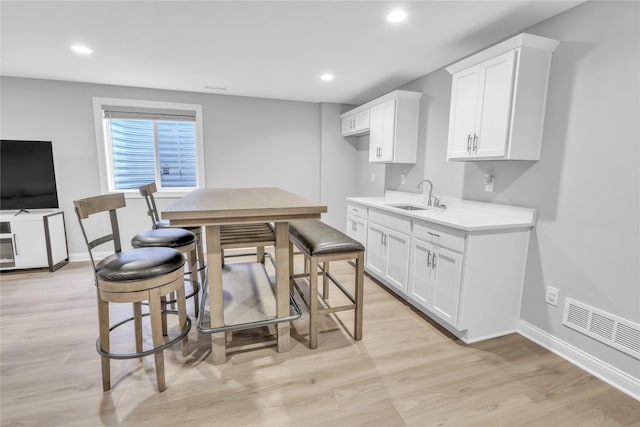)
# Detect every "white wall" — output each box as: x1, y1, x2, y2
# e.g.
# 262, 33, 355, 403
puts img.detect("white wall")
319, 103, 360, 231
385, 1, 639, 381
0, 78, 323, 258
